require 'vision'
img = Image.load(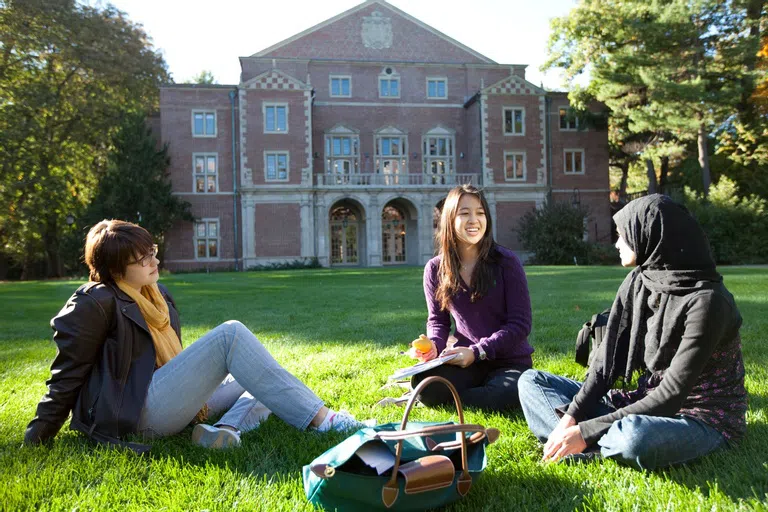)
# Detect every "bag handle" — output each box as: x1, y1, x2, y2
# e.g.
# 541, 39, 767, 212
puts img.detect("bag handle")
381, 376, 473, 508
